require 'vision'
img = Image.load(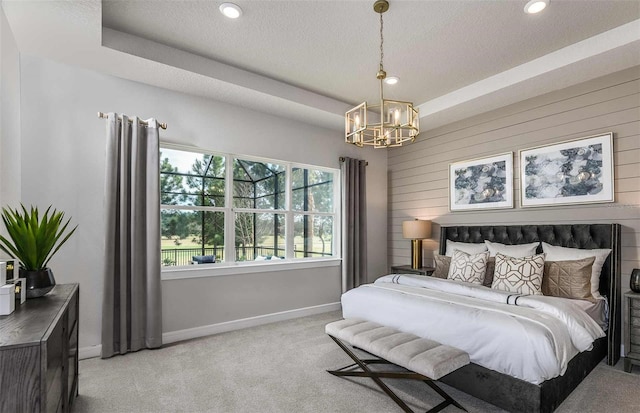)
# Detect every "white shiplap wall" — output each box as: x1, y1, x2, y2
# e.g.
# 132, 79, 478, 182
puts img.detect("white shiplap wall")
388, 66, 640, 289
